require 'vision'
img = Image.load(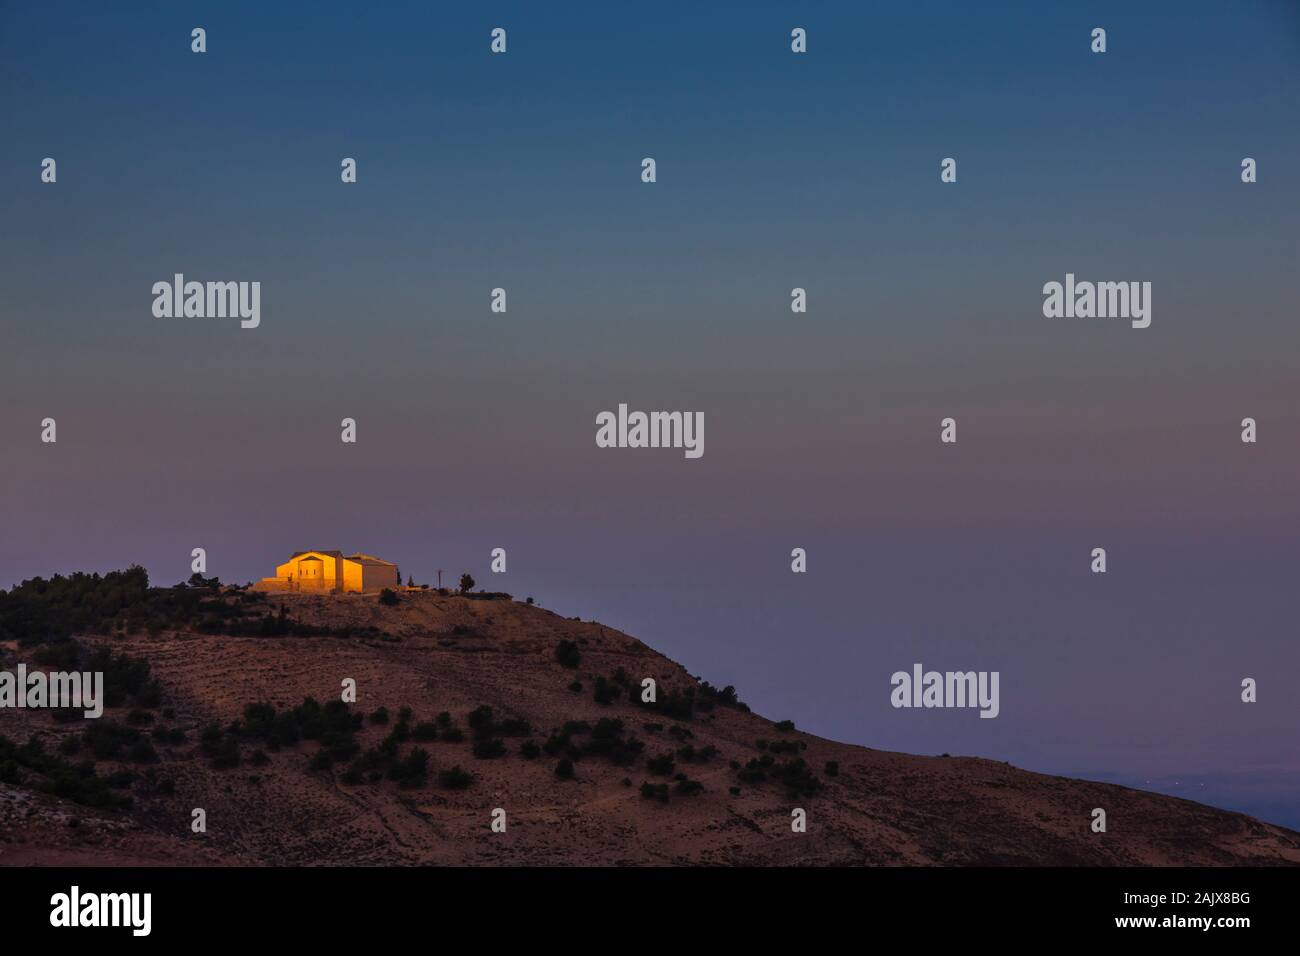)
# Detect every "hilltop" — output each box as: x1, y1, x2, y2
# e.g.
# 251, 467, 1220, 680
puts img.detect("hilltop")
1, 575, 1297, 866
